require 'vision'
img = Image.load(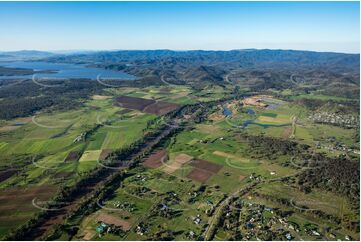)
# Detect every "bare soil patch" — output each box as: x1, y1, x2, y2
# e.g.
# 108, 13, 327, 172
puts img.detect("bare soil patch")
243, 95, 273, 108
213, 151, 249, 163
53, 172, 74, 179
143, 101, 179, 115
99, 149, 113, 160
258, 116, 289, 124
115, 96, 155, 111
187, 169, 213, 183
281, 127, 292, 139
162, 153, 193, 173
115, 96, 178, 115
144, 149, 167, 168
97, 212, 131, 231
0, 125, 20, 132
190, 159, 223, 174
239, 175, 246, 181
0, 185, 57, 214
